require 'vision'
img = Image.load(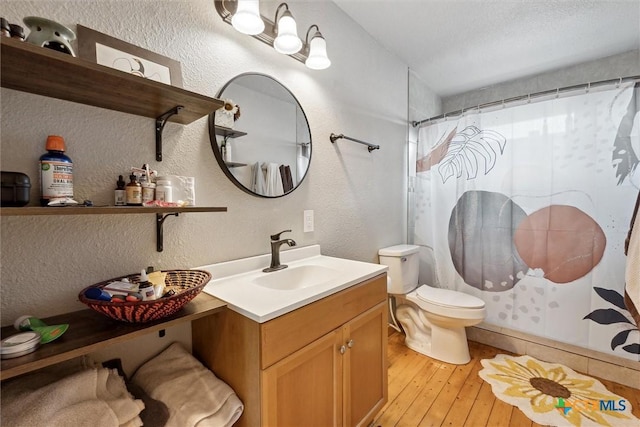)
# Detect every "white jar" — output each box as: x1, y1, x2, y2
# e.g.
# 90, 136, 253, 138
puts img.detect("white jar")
155, 179, 173, 202
141, 181, 156, 203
